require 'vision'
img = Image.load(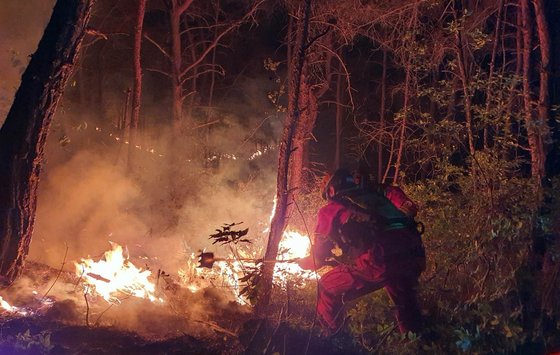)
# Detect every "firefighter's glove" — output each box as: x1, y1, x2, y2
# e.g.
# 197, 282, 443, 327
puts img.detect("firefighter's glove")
296, 256, 317, 270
